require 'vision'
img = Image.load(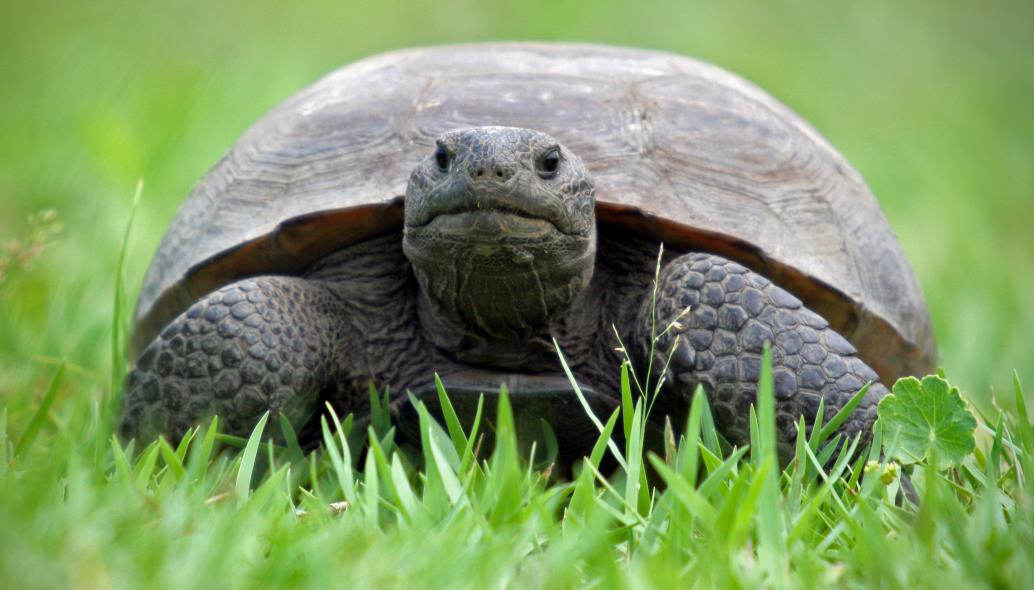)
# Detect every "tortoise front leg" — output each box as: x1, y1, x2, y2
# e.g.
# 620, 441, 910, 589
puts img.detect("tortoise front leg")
120, 276, 353, 442
634, 252, 888, 460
